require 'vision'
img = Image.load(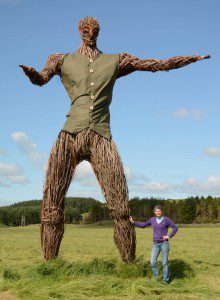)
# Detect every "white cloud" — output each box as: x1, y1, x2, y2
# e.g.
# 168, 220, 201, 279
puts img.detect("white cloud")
191, 109, 205, 121
124, 165, 149, 184
54, 161, 220, 200
72, 161, 99, 187
68, 162, 171, 199
74, 161, 94, 180
184, 177, 199, 186
68, 163, 167, 199
123, 166, 170, 194
171, 108, 206, 121
0, 161, 29, 186
67, 188, 103, 200
130, 181, 171, 195
124, 166, 133, 180
204, 147, 220, 157
143, 182, 170, 191
67, 161, 103, 199
11, 131, 47, 169
174, 175, 220, 196
172, 108, 189, 119
0, 147, 9, 156
0, 178, 10, 187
